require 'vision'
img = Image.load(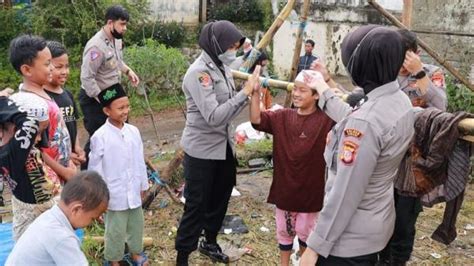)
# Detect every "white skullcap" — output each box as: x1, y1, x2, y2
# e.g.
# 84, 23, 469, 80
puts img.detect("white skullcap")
10, 92, 49, 121
294, 70, 324, 90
